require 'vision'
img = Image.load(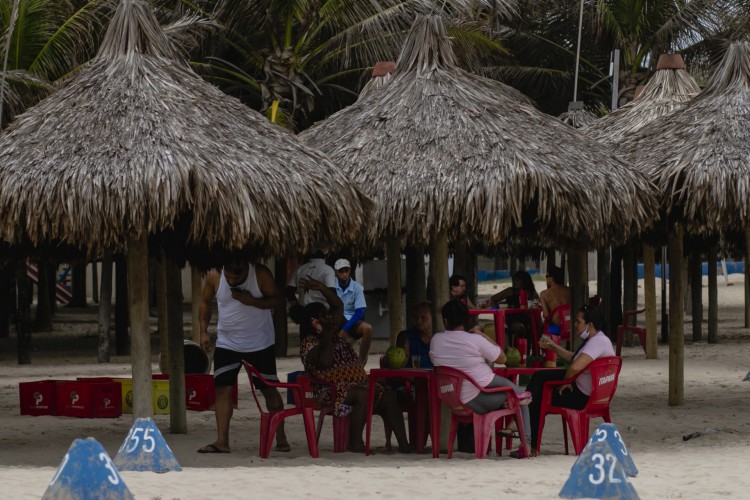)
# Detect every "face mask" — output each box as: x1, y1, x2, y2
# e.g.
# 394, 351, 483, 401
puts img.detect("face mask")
580, 326, 591, 340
